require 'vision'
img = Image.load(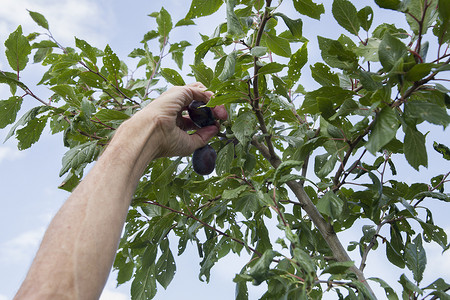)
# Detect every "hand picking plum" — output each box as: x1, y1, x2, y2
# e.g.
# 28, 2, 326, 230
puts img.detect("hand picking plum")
192, 144, 217, 175
188, 100, 216, 128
